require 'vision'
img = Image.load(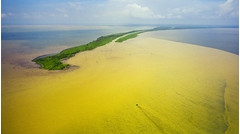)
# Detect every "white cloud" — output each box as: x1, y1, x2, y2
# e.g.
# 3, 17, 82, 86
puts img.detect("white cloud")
56, 8, 68, 13
50, 13, 56, 17
68, 2, 82, 10
23, 13, 31, 18
1, 13, 14, 18
109, 0, 135, 2
218, 0, 238, 17
173, 8, 181, 14
7, 13, 14, 16
69, 2, 76, 7
1, 13, 7, 18
182, 7, 196, 14
63, 14, 69, 17
125, 3, 165, 19
230, 11, 239, 17
49, 12, 69, 18
167, 13, 182, 19
2, 0, 238, 25
219, 0, 233, 12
